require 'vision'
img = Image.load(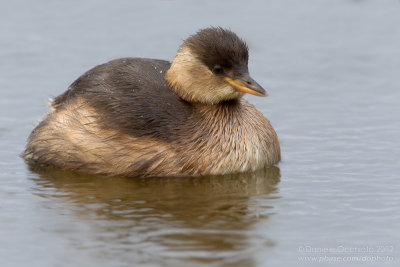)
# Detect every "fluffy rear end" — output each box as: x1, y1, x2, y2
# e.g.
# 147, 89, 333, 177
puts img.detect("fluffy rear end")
23, 97, 177, 177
